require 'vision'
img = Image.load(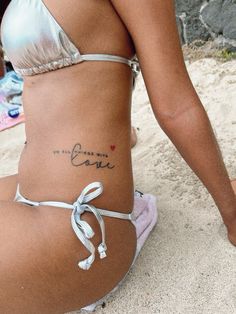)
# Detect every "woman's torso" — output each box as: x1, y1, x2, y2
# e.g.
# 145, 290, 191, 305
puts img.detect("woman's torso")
16, 0, 136, 207
1, 0, 138, 306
